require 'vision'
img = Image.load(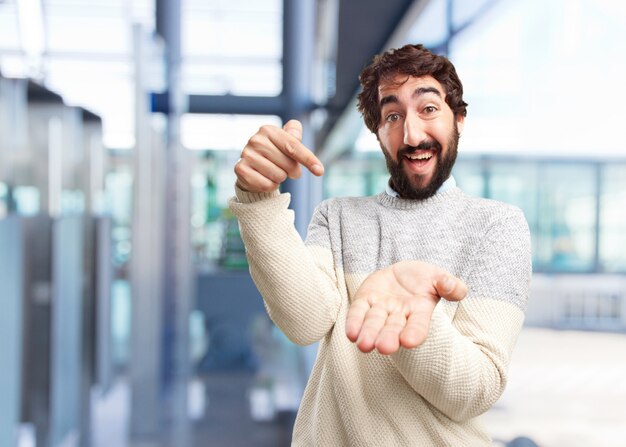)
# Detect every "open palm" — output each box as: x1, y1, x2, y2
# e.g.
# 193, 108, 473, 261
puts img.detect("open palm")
345, 260, 467, 355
